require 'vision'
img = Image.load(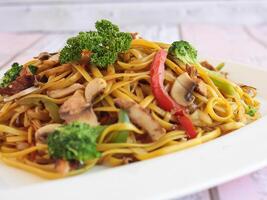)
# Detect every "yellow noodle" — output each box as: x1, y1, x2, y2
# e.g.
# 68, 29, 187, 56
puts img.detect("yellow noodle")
1, 144, 47, 158
135, 128, 221, 160
0, 125, 27, 136
206, 97, 233, 122
98, 123, 143, 143
91, 65, 103, 78
131, 39, 161, 50
6, 135, 27, 143
73, 64, 92, 81
0, 36, 260, 179
94, 107, 119, 112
